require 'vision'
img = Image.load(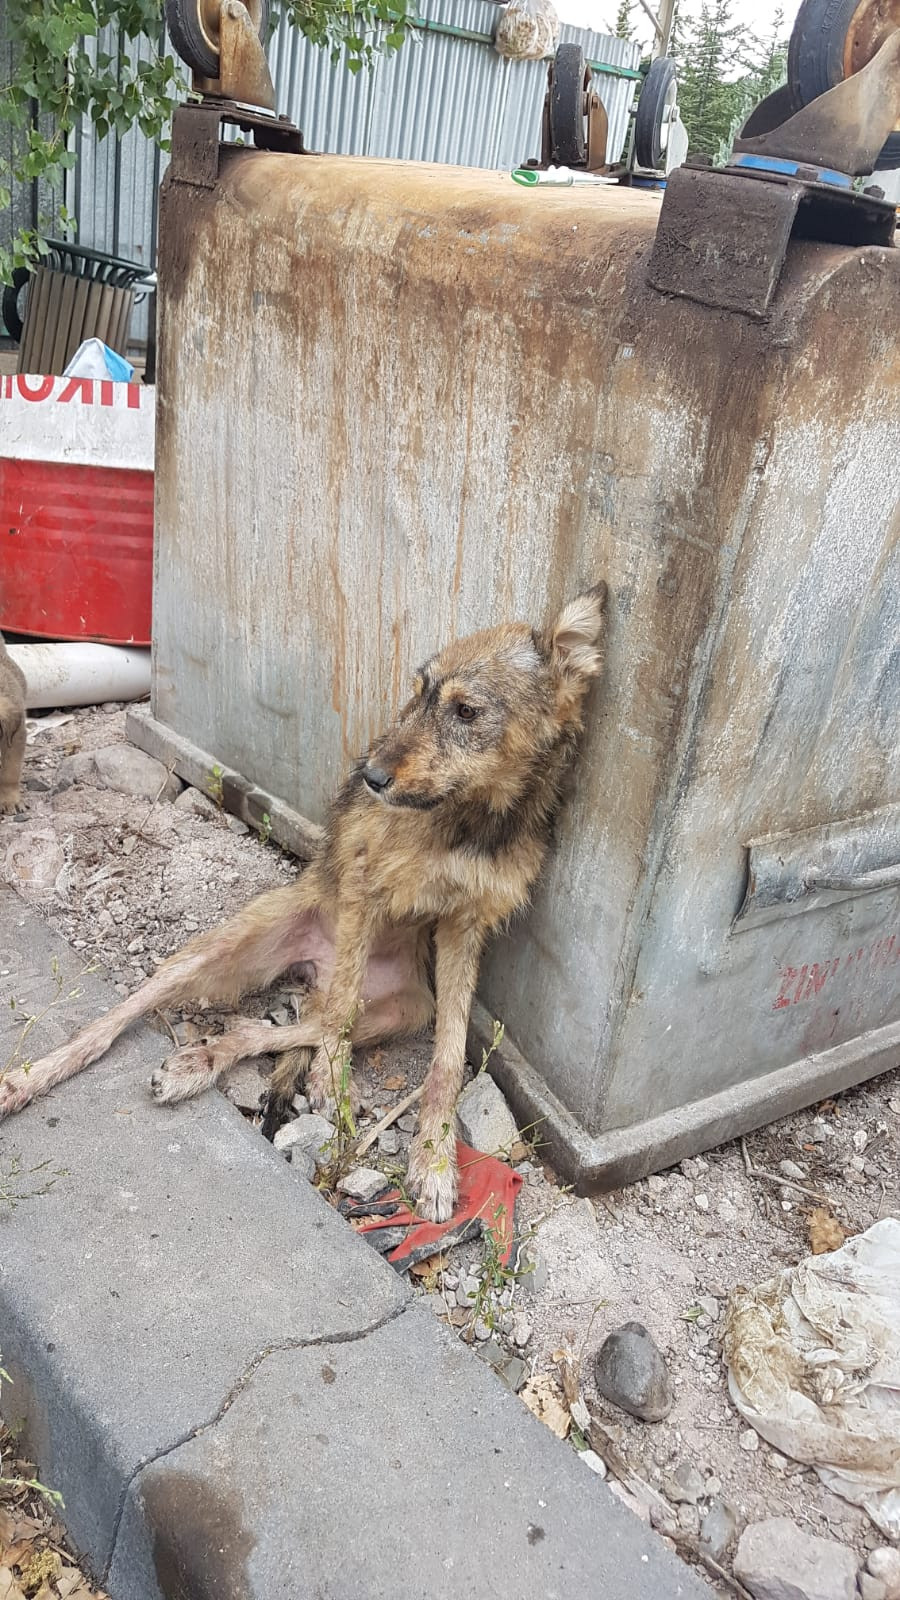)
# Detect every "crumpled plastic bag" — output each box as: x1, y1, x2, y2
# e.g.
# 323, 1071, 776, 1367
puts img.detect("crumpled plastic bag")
493, 0, 559, 62
724, 1218, 900, 1537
